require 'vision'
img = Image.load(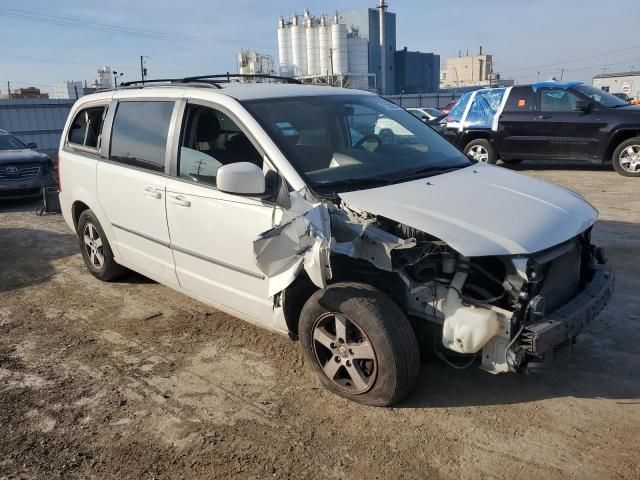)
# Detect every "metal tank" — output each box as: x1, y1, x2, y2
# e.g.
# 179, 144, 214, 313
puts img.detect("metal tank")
277, 17, 292, 75
318, 15, 332, 76
290, 14, 308, 77
347, 29, 368, 75
304, 11, 320, 76
330, 12, 348, 75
